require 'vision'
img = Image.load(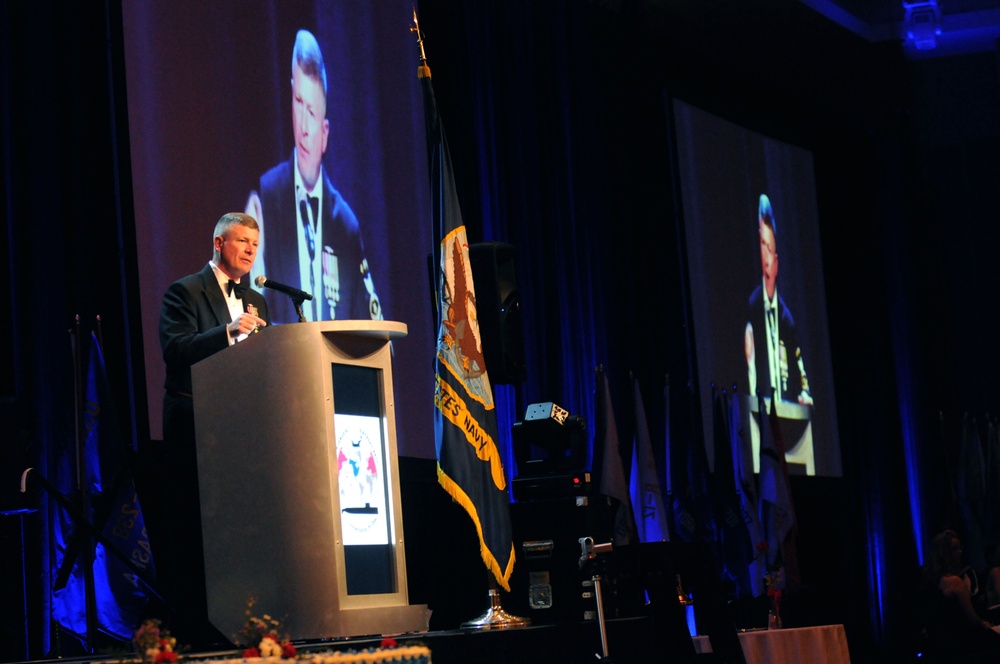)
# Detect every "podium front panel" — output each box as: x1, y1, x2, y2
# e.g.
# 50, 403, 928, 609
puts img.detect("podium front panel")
331, 362, 395, 596
192, 321, 426, 640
